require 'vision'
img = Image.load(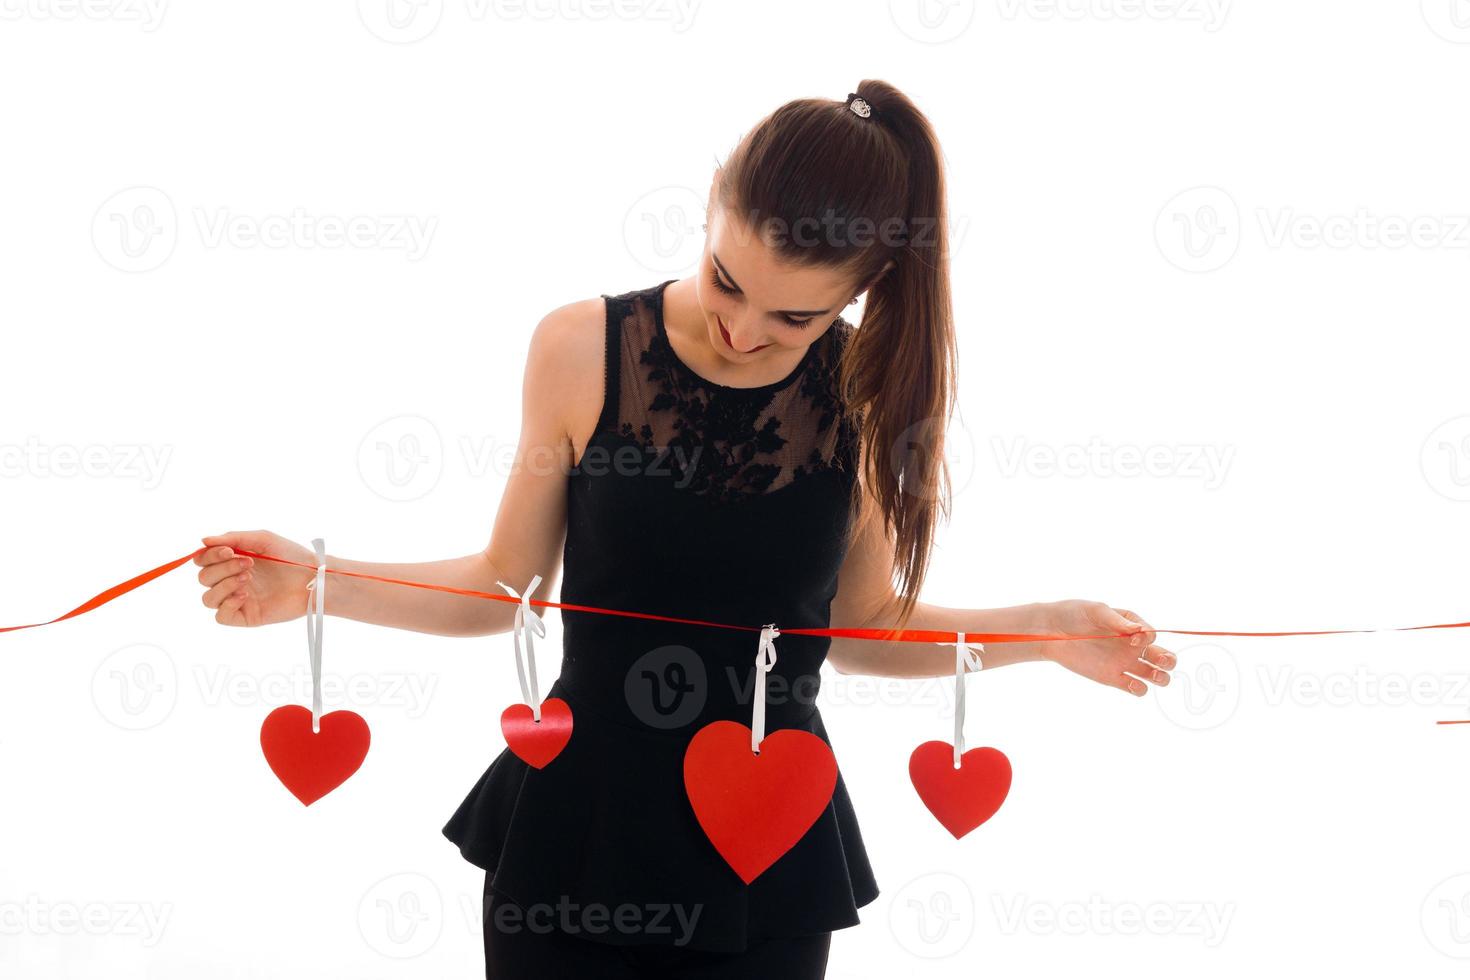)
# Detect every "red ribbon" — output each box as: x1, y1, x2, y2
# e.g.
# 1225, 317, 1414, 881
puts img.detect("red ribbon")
4, 547, 1469, 724
0, 550, 202, 635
